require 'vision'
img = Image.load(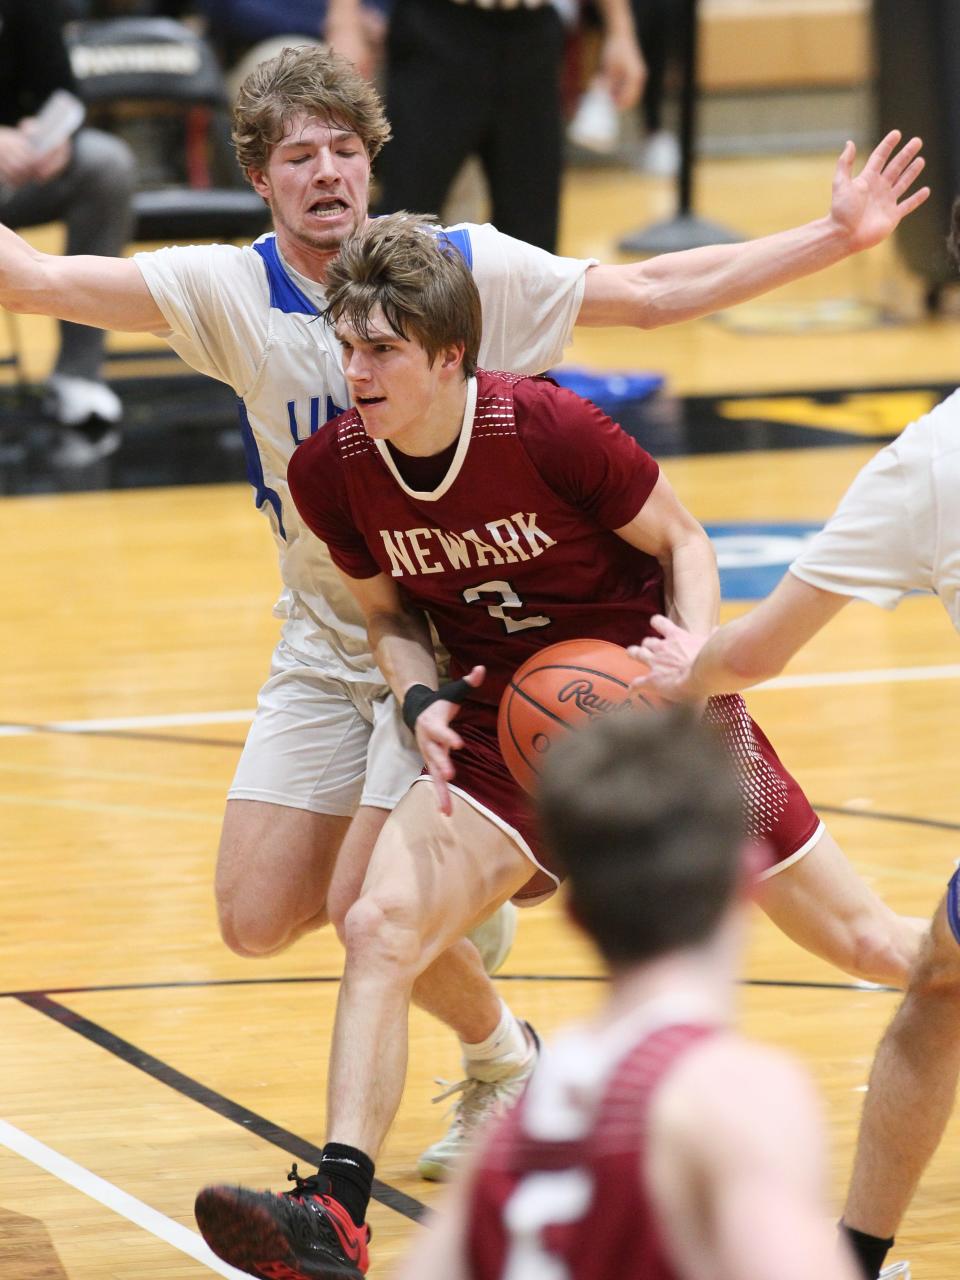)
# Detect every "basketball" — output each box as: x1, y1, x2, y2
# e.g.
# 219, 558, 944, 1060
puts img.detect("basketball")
497, 638, 666, 794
